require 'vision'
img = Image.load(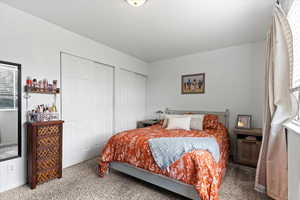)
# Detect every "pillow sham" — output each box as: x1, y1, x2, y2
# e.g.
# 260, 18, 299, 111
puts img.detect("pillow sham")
166, 117, 191, 130
184, 114, 204, 130
203, 114, 219, 130
162, 114, 184, 128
